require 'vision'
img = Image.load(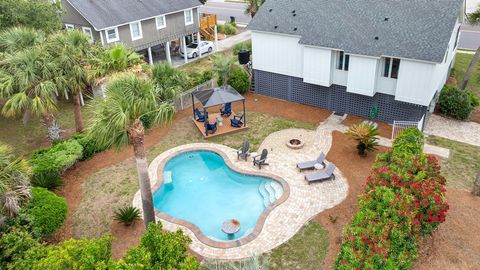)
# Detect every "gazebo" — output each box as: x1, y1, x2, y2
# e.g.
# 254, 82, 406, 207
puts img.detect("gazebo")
191, 86, 247, 137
